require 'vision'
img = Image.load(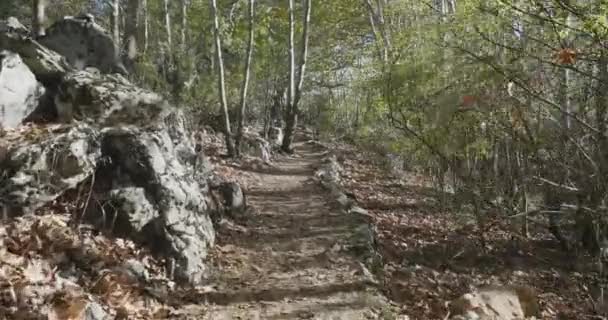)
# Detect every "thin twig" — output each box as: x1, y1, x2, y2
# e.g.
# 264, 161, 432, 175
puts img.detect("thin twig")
77, 174, 96, 228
